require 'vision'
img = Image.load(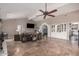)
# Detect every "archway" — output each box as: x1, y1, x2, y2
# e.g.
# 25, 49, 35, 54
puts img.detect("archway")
39, 23, 50, 37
